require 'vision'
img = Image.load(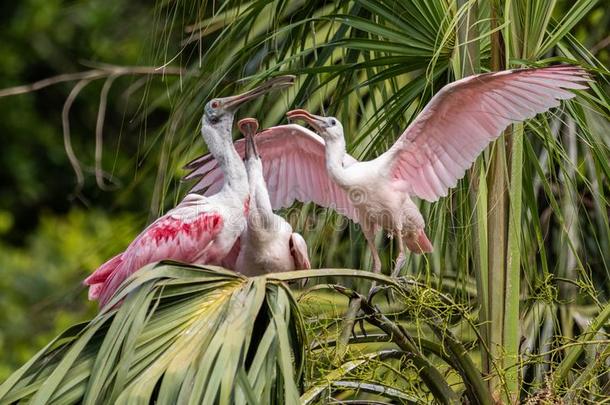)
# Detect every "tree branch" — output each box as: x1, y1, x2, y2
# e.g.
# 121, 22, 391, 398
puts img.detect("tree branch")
0, 65, 185, 98
332, 285, 460, 405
